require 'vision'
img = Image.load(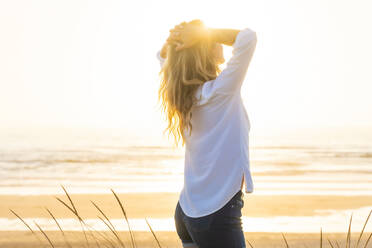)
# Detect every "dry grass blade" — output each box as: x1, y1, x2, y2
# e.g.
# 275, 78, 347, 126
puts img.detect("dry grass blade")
95, 231, 117, 248
79, 218, 91, 248
97, 215, 126, 248
78, 214, 117, 248
60, 185, 108, 248
356, 209, 372, 248
282, 232, 290, 248
83, 218, 117, 248
327, 238, 335, 248
9, 209, 37, 234
34, 220, 55, 248
55, 195, 90, 247
346, 213, 352, 248
320, 227, 322, 248
9, 209, 46, 247
145, 218, 162, 248
45, 207, 72, 248
91, 200, 124, 248
60, 185, 78, 215
57, 185, 104, 248
55, 197, 79, 218
59, 198, 114, 248
91, 200, 118, 235
93, 226, 119, 248
93, 234, 102, 248
247, 240, 254, 248
60, 185, 94, 246
363, 232, 372, 248
335, 240, 341, 248
111, 188, 137, 248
